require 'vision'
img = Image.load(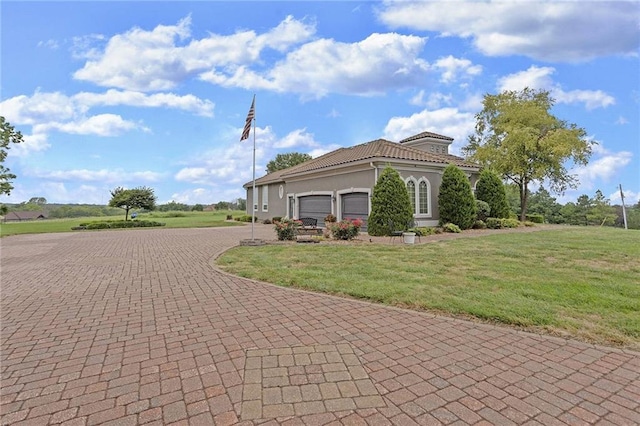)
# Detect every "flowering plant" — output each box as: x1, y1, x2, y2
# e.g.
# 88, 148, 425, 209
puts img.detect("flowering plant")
274, 218, 302, 240
330, 218, 363, 240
